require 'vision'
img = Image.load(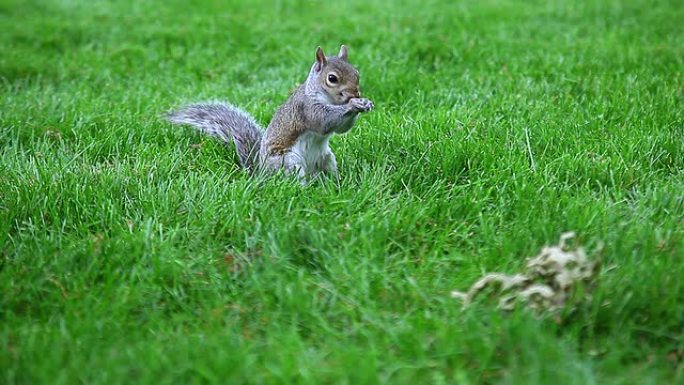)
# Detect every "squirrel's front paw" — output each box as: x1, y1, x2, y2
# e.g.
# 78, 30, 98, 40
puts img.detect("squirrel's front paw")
350, 98, 374, 113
